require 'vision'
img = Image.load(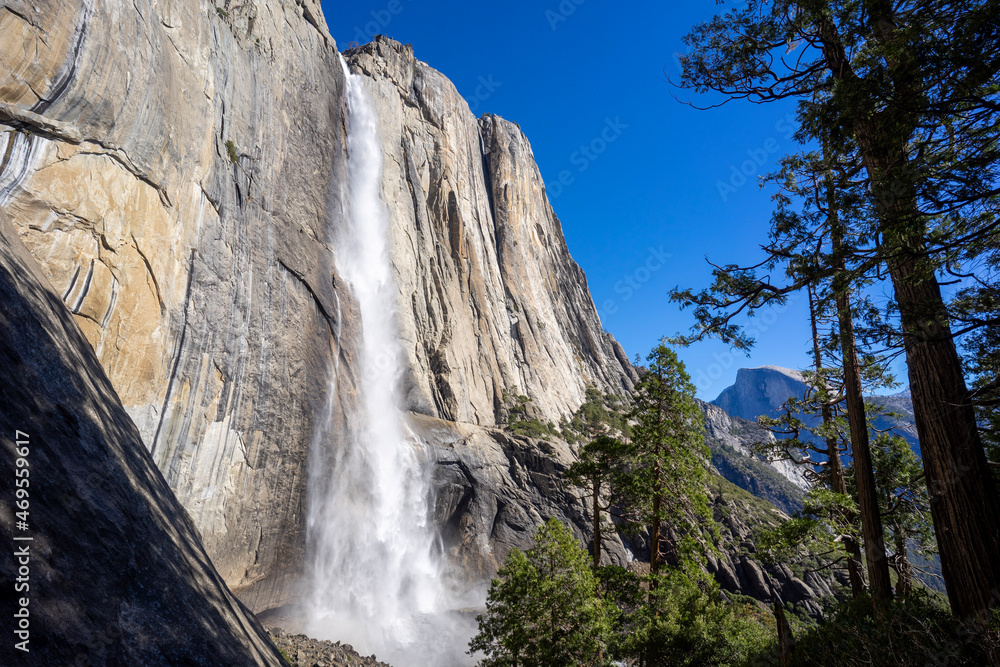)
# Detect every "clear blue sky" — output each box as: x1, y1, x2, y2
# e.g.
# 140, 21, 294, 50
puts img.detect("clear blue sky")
320, 0, 905, 399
